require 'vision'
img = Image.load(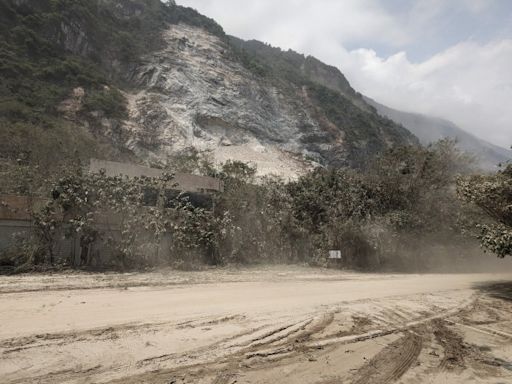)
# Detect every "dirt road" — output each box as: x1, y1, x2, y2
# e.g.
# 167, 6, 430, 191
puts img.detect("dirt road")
1, 267, 512, 383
